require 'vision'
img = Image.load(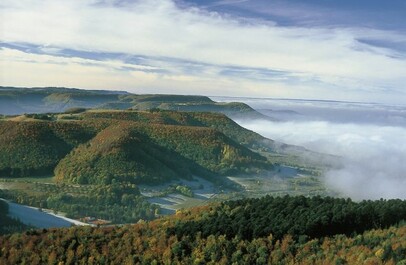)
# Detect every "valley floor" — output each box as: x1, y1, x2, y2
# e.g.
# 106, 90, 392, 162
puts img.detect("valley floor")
0, 163, 327, 229
140, 165, 327, 215
140, 176, 218, 215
